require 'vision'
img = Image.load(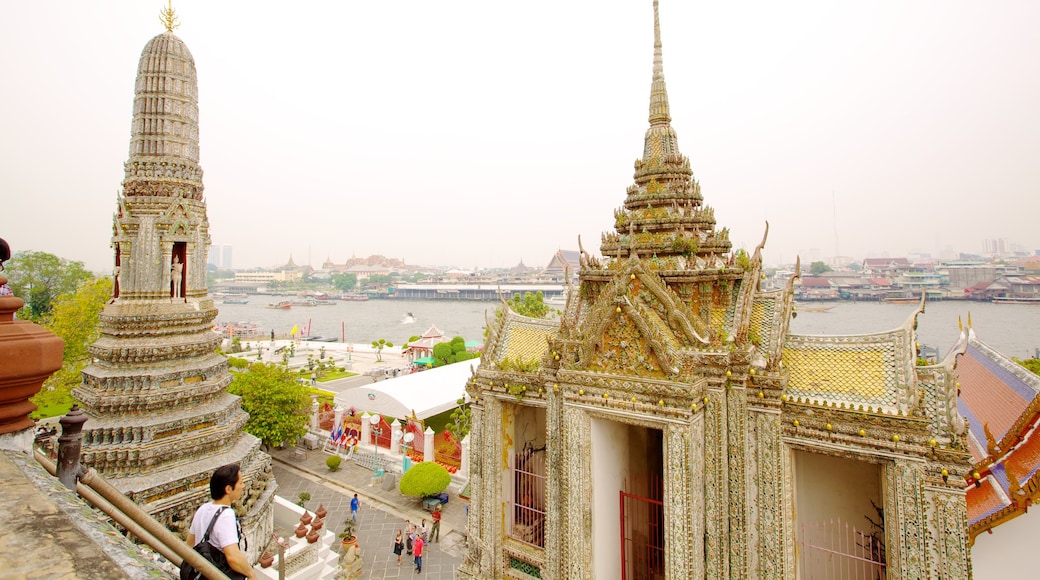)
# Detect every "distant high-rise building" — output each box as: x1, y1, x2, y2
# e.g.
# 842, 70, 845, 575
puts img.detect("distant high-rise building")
983, 238, 1010, 256
72, 12, 275, 554
208, 243, 233, 269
